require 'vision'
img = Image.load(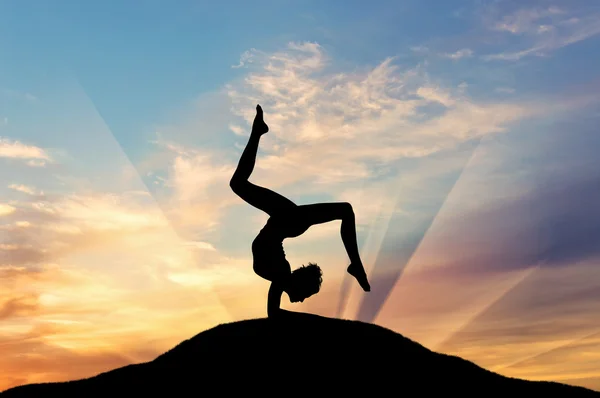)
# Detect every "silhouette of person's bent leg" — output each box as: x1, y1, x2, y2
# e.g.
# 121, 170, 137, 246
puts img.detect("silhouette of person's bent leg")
229, 105, 296, 216
290, 203, 370, 291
